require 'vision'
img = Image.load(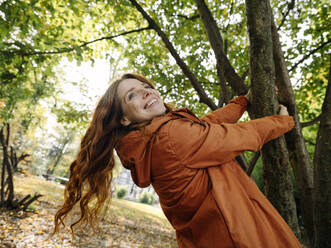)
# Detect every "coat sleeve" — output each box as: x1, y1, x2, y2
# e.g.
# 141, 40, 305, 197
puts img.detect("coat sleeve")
201, 96, 249, 124
169, 115, 295, 169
